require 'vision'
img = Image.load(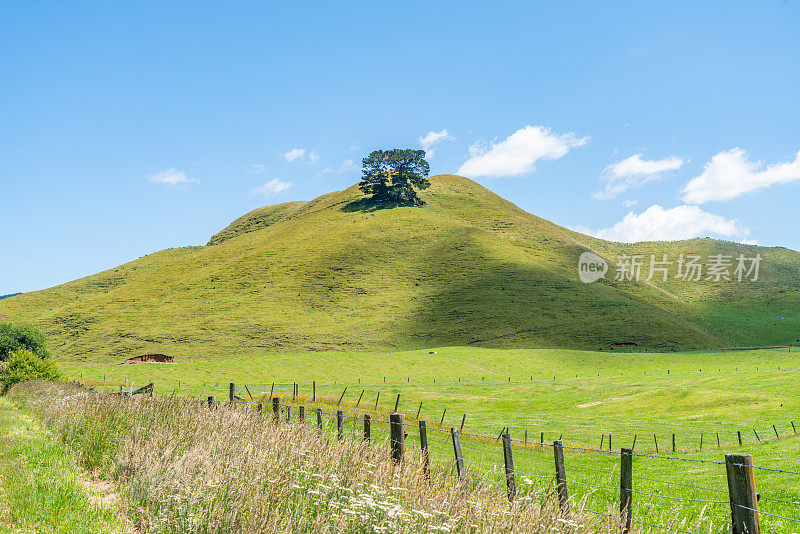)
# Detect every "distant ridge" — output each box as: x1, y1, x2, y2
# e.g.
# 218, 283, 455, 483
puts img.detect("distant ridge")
0, 293, 21, 300
1, 174, 798, 361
